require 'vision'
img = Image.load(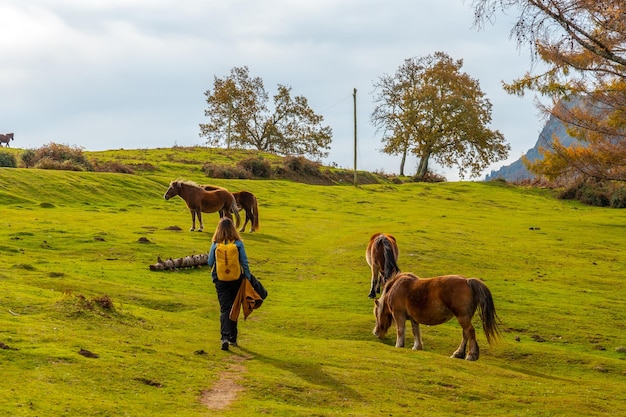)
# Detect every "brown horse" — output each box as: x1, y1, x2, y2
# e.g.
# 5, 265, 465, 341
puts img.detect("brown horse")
373, 272, 501, 361
163, 180, 241, 232
202, 185, 260, 233
366, 233, 400, 298
0, 133, 14, 147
